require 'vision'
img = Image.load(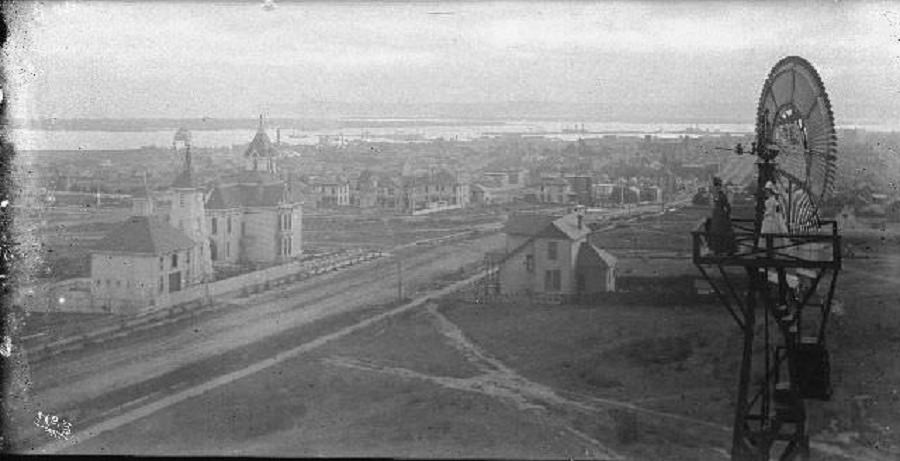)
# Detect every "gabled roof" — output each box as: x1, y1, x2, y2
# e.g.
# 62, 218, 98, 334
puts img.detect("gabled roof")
206, 183, 289, 210
309, 177, 347, 186
432, 169, 458, 184
221, 170, 281, 186
206, 186, 243, 209
502, 213, 560, 236
96, 216, 195, 255
549, 213, 592, 241
576, 241, 617, 268
502, 213, 592, 241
